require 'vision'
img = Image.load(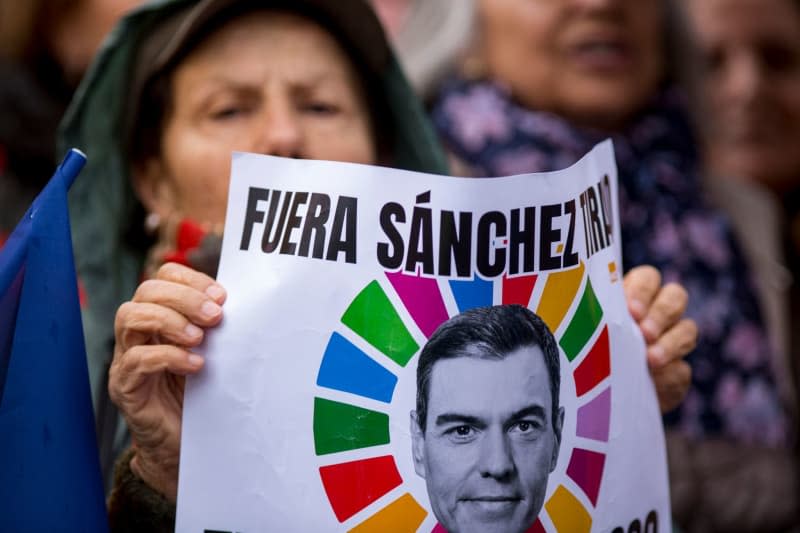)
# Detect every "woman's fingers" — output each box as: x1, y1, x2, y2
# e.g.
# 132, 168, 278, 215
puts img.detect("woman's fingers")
118, 263, 227, 351
109, 343, 204, 403
115, 301, 205, 352
135, 262, 226, 326
651, 359, 692, 413
133, 278, 224, 327
647, 317, 698, 369
624, 266, 697, 413
623, 265, 662, 321
153, 262, 226, 304
115, 263, 227, 352
624, 267, 690, 343
638, 282, 689, 344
